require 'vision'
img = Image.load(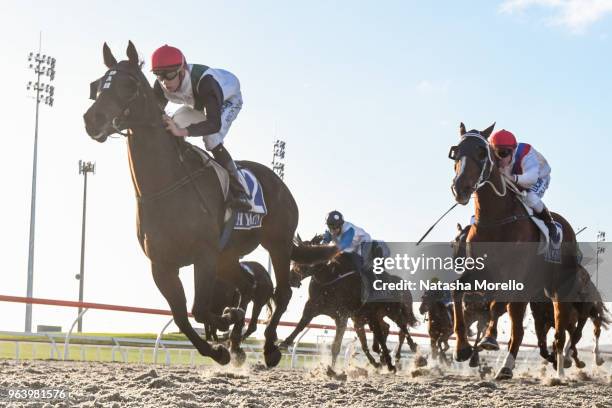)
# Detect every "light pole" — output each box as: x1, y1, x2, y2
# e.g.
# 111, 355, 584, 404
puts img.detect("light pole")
24, 37, 56, 332
596, 231, 606, 289
76, 161, 95, 332
268, 140, 286, 273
